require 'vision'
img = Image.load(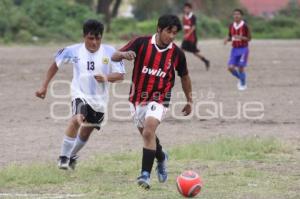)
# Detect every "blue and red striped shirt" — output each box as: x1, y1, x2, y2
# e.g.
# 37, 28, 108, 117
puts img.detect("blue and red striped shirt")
228, 20, 251, 48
